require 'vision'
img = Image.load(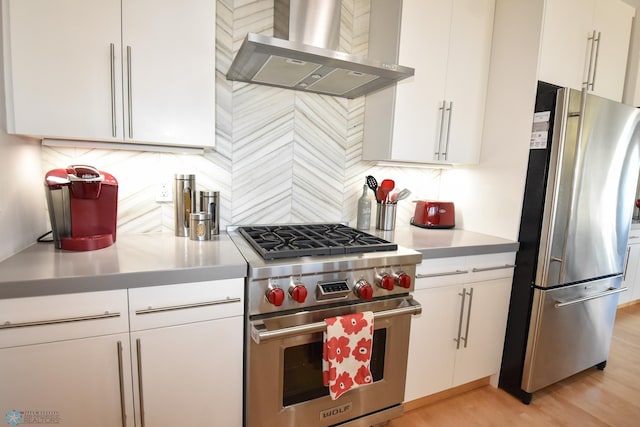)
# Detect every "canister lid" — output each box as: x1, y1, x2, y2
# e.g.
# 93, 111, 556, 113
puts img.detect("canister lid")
175, 174, 196, 180
199, 190, 219, 197
190, 212, 211, 221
